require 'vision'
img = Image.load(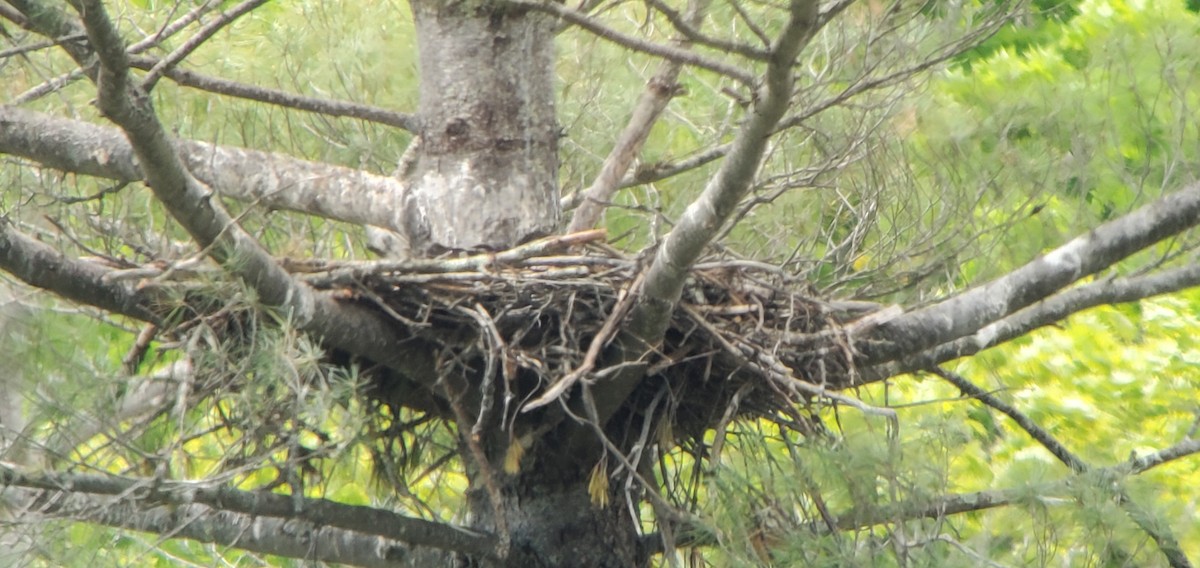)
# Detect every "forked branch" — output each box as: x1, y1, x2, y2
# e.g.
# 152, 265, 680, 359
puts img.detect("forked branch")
592, 0, 823, 422
859, 182, 1200, 367
933, 367, 1192, 568
51, 0, 438, 389
877, 262, 1200, 377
